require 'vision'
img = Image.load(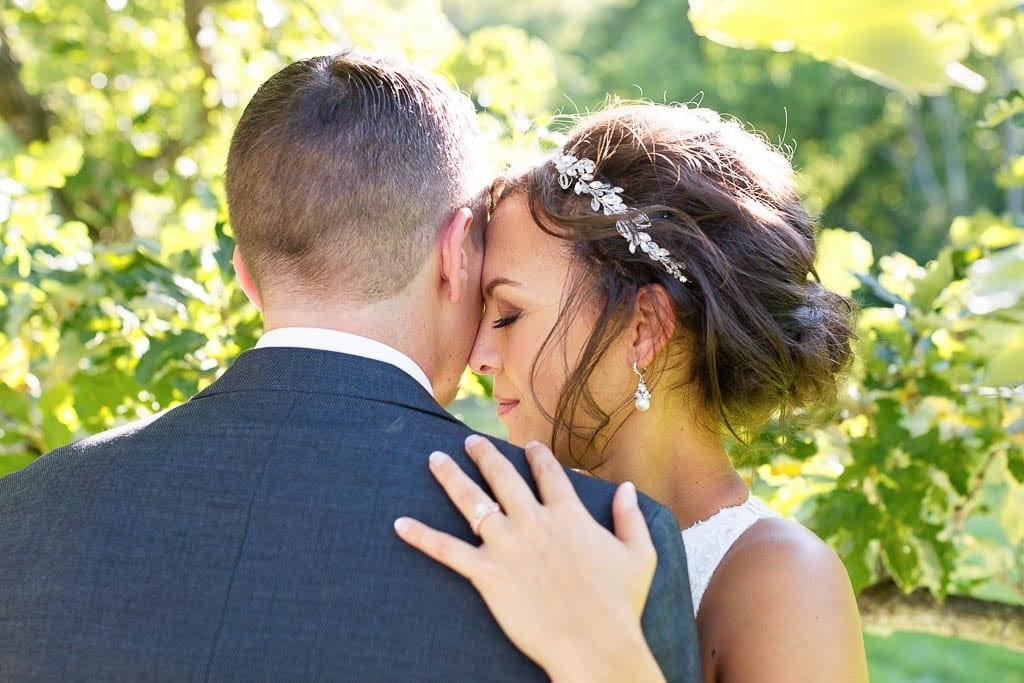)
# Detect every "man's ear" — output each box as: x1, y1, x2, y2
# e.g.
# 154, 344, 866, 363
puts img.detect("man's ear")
438, 206, 475, 304
631, 284, 676, 367
233, 246, 263, 311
